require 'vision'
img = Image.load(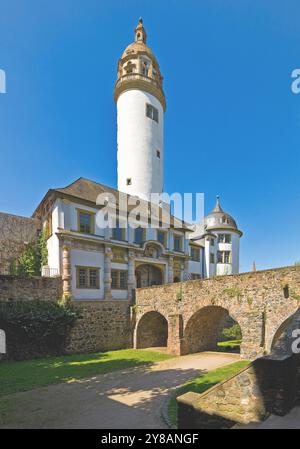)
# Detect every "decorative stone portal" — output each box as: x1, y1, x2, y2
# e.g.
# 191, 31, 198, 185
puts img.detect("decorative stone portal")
135, 264, 163, 288
182, 306, 241, 354
135, 311, 168, 348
